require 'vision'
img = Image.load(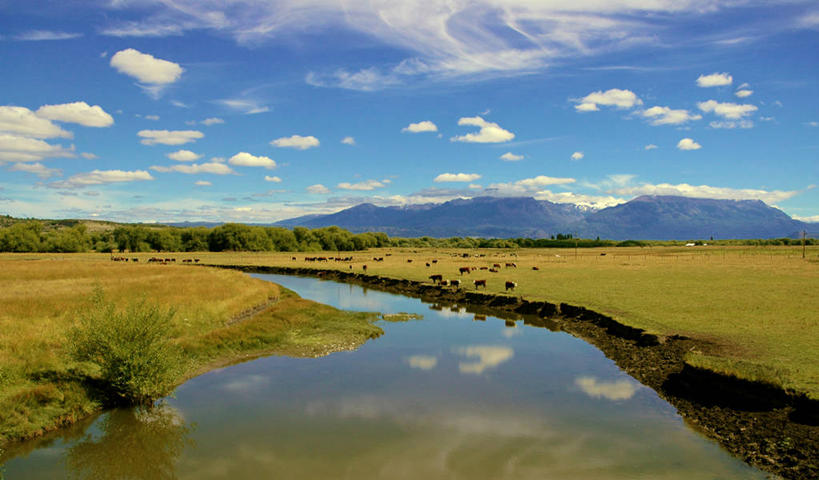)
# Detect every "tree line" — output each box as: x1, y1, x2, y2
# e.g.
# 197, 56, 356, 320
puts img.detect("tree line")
0, 217, 813, 253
